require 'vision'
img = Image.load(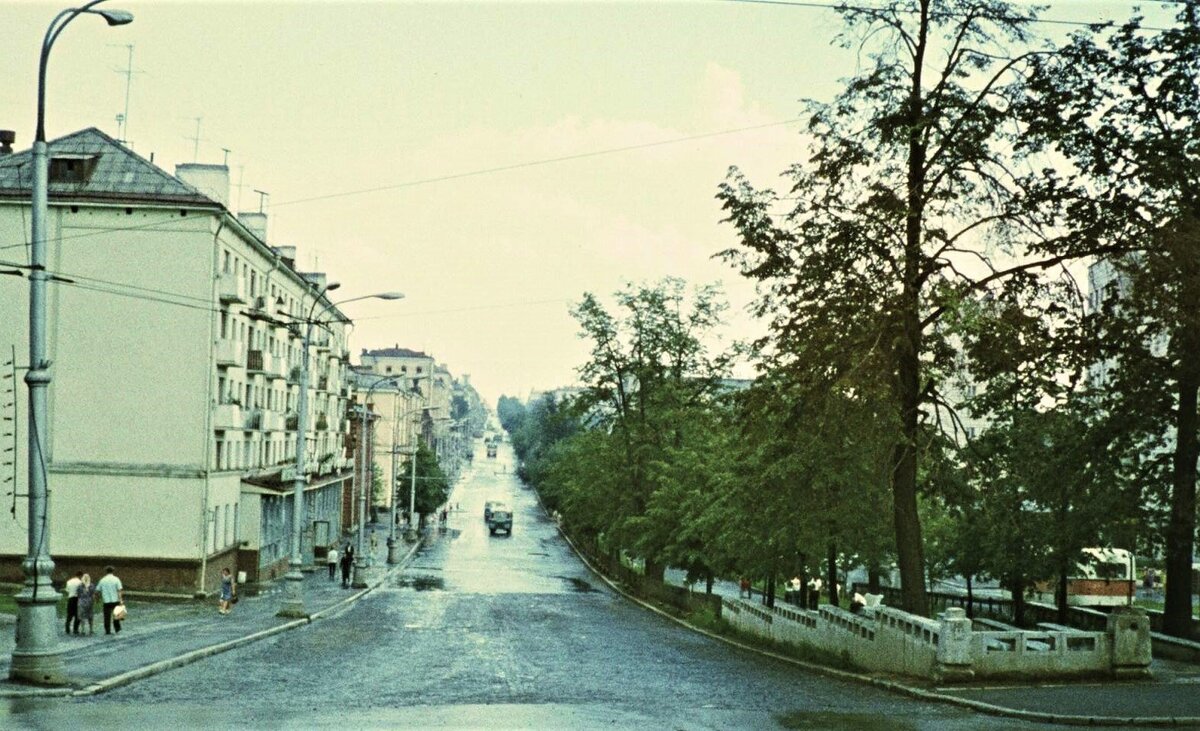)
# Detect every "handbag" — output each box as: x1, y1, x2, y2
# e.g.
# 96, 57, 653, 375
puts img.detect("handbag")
232, 594, 239, 604
112, 603, 128, 621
